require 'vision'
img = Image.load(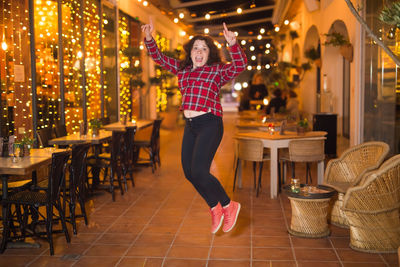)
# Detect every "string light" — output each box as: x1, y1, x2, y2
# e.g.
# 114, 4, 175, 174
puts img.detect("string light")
173, 18, 179, 23
179, 12, 184, 19
241, 40, 246, 45
204, 28, 209, 34
205, 14, 210, 20
236, 8, 242, 14
284, 19, 290, 25
260, 28, 265, 34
